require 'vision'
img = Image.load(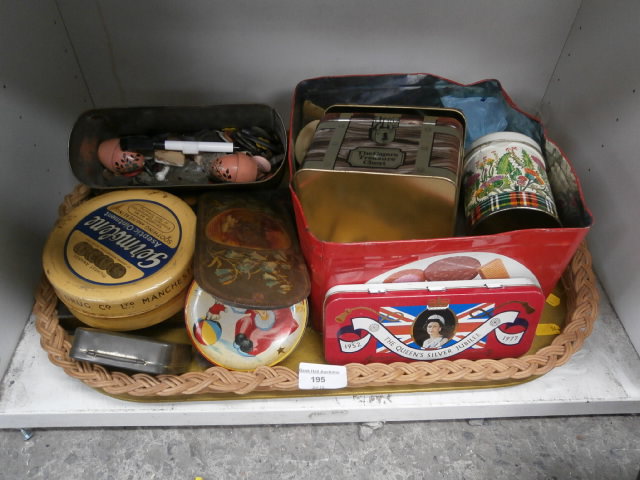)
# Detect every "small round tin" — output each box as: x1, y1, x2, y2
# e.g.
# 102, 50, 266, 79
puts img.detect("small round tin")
184, 281, 308, 371
462, 131, 560, 235
42, 189, 196, 329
